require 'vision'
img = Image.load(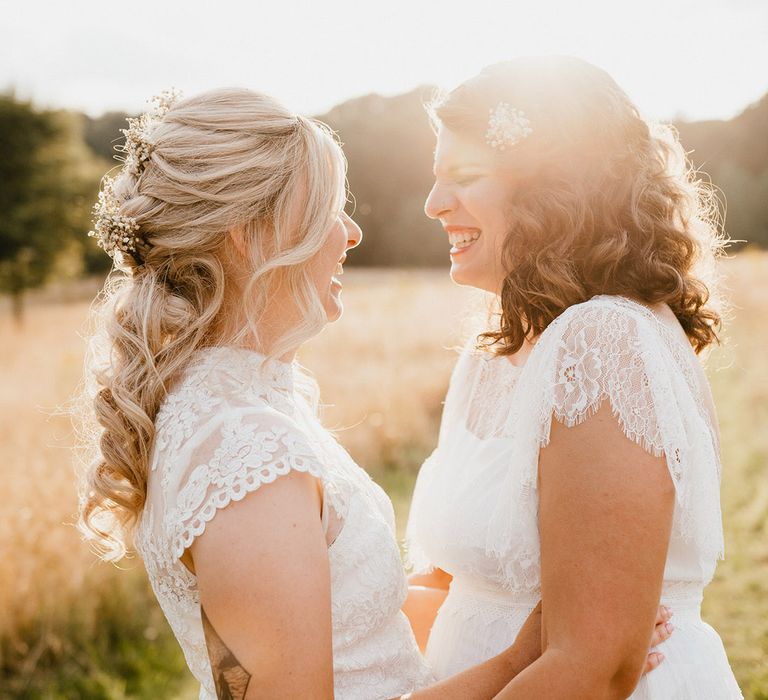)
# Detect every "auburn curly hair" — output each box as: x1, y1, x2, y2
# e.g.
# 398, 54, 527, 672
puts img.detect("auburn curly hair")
430, 56, 726, 354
